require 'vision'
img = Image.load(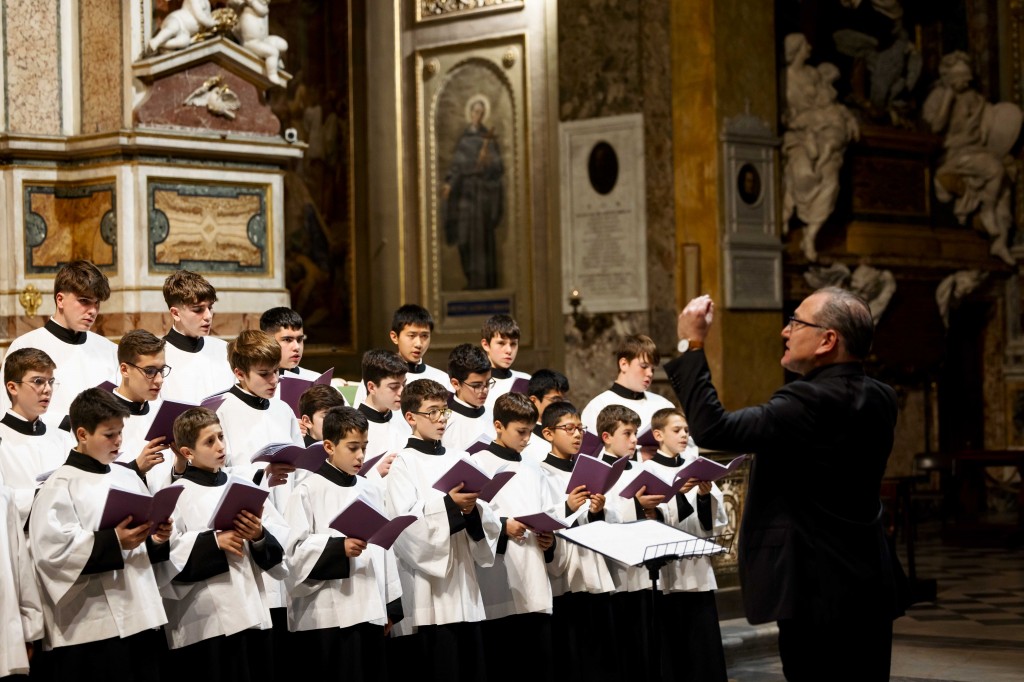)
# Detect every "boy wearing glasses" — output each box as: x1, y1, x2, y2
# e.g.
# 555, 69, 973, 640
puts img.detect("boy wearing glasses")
442, 343, 495, 452
0, 260, 118, 429
0, 348, 71, 525
113, 330, 173, 480
537, 401, 616, 682
159, 269, 235, 403
385, 378, 500, 679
